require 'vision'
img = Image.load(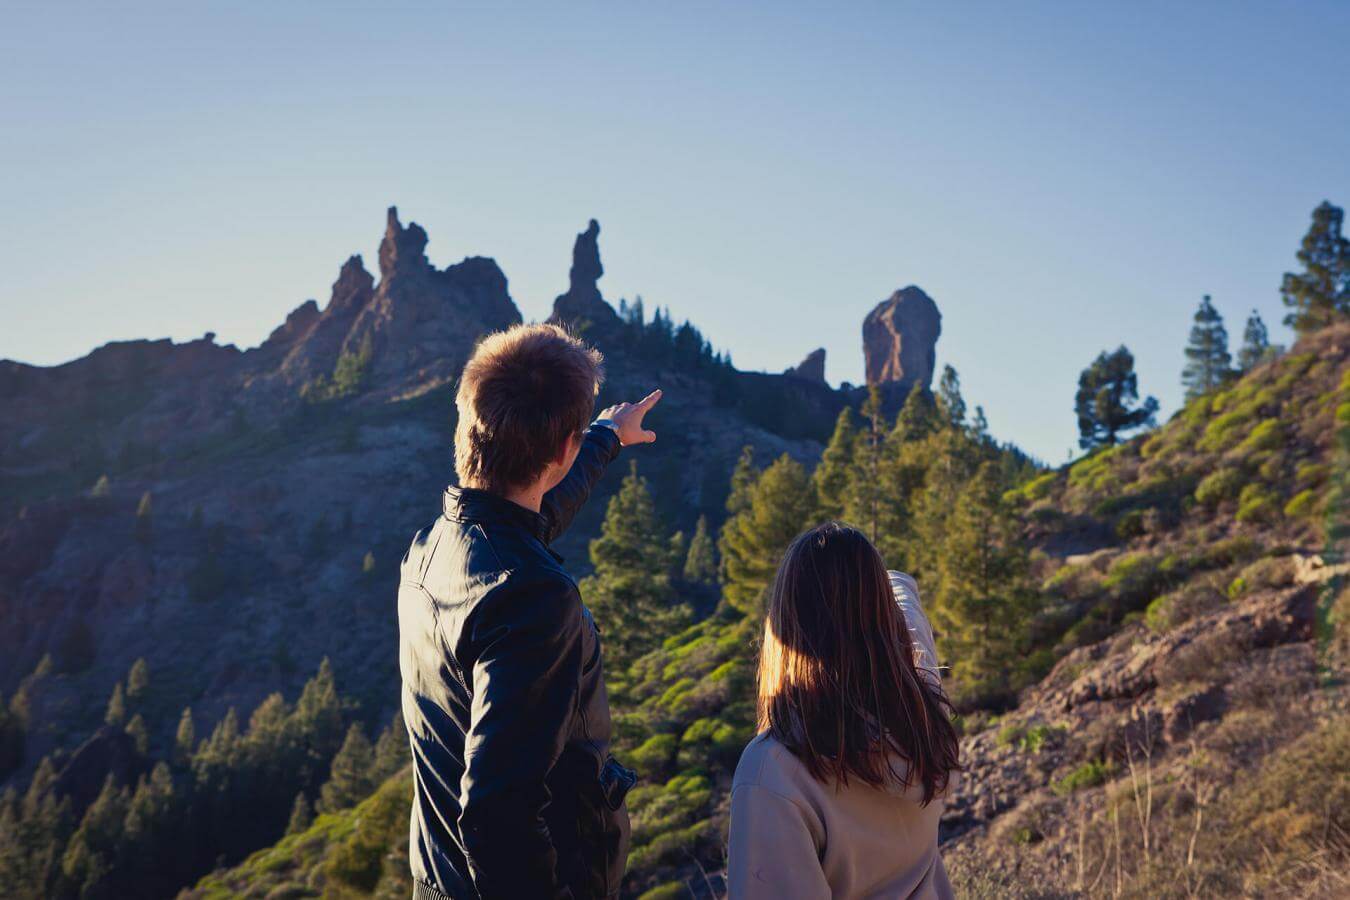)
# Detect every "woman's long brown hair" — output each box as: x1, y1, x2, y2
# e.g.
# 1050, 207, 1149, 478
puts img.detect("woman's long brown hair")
756, 522, 960, 804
